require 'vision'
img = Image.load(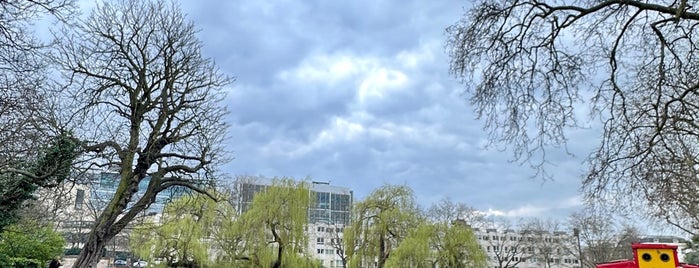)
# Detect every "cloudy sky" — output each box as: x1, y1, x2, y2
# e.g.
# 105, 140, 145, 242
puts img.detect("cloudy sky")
60, 0, 600, 219
169, 0, 601, 220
